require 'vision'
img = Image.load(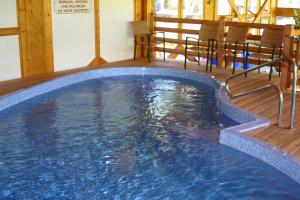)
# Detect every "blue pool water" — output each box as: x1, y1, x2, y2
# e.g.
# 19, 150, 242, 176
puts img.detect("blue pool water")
0, 76, 299, 199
